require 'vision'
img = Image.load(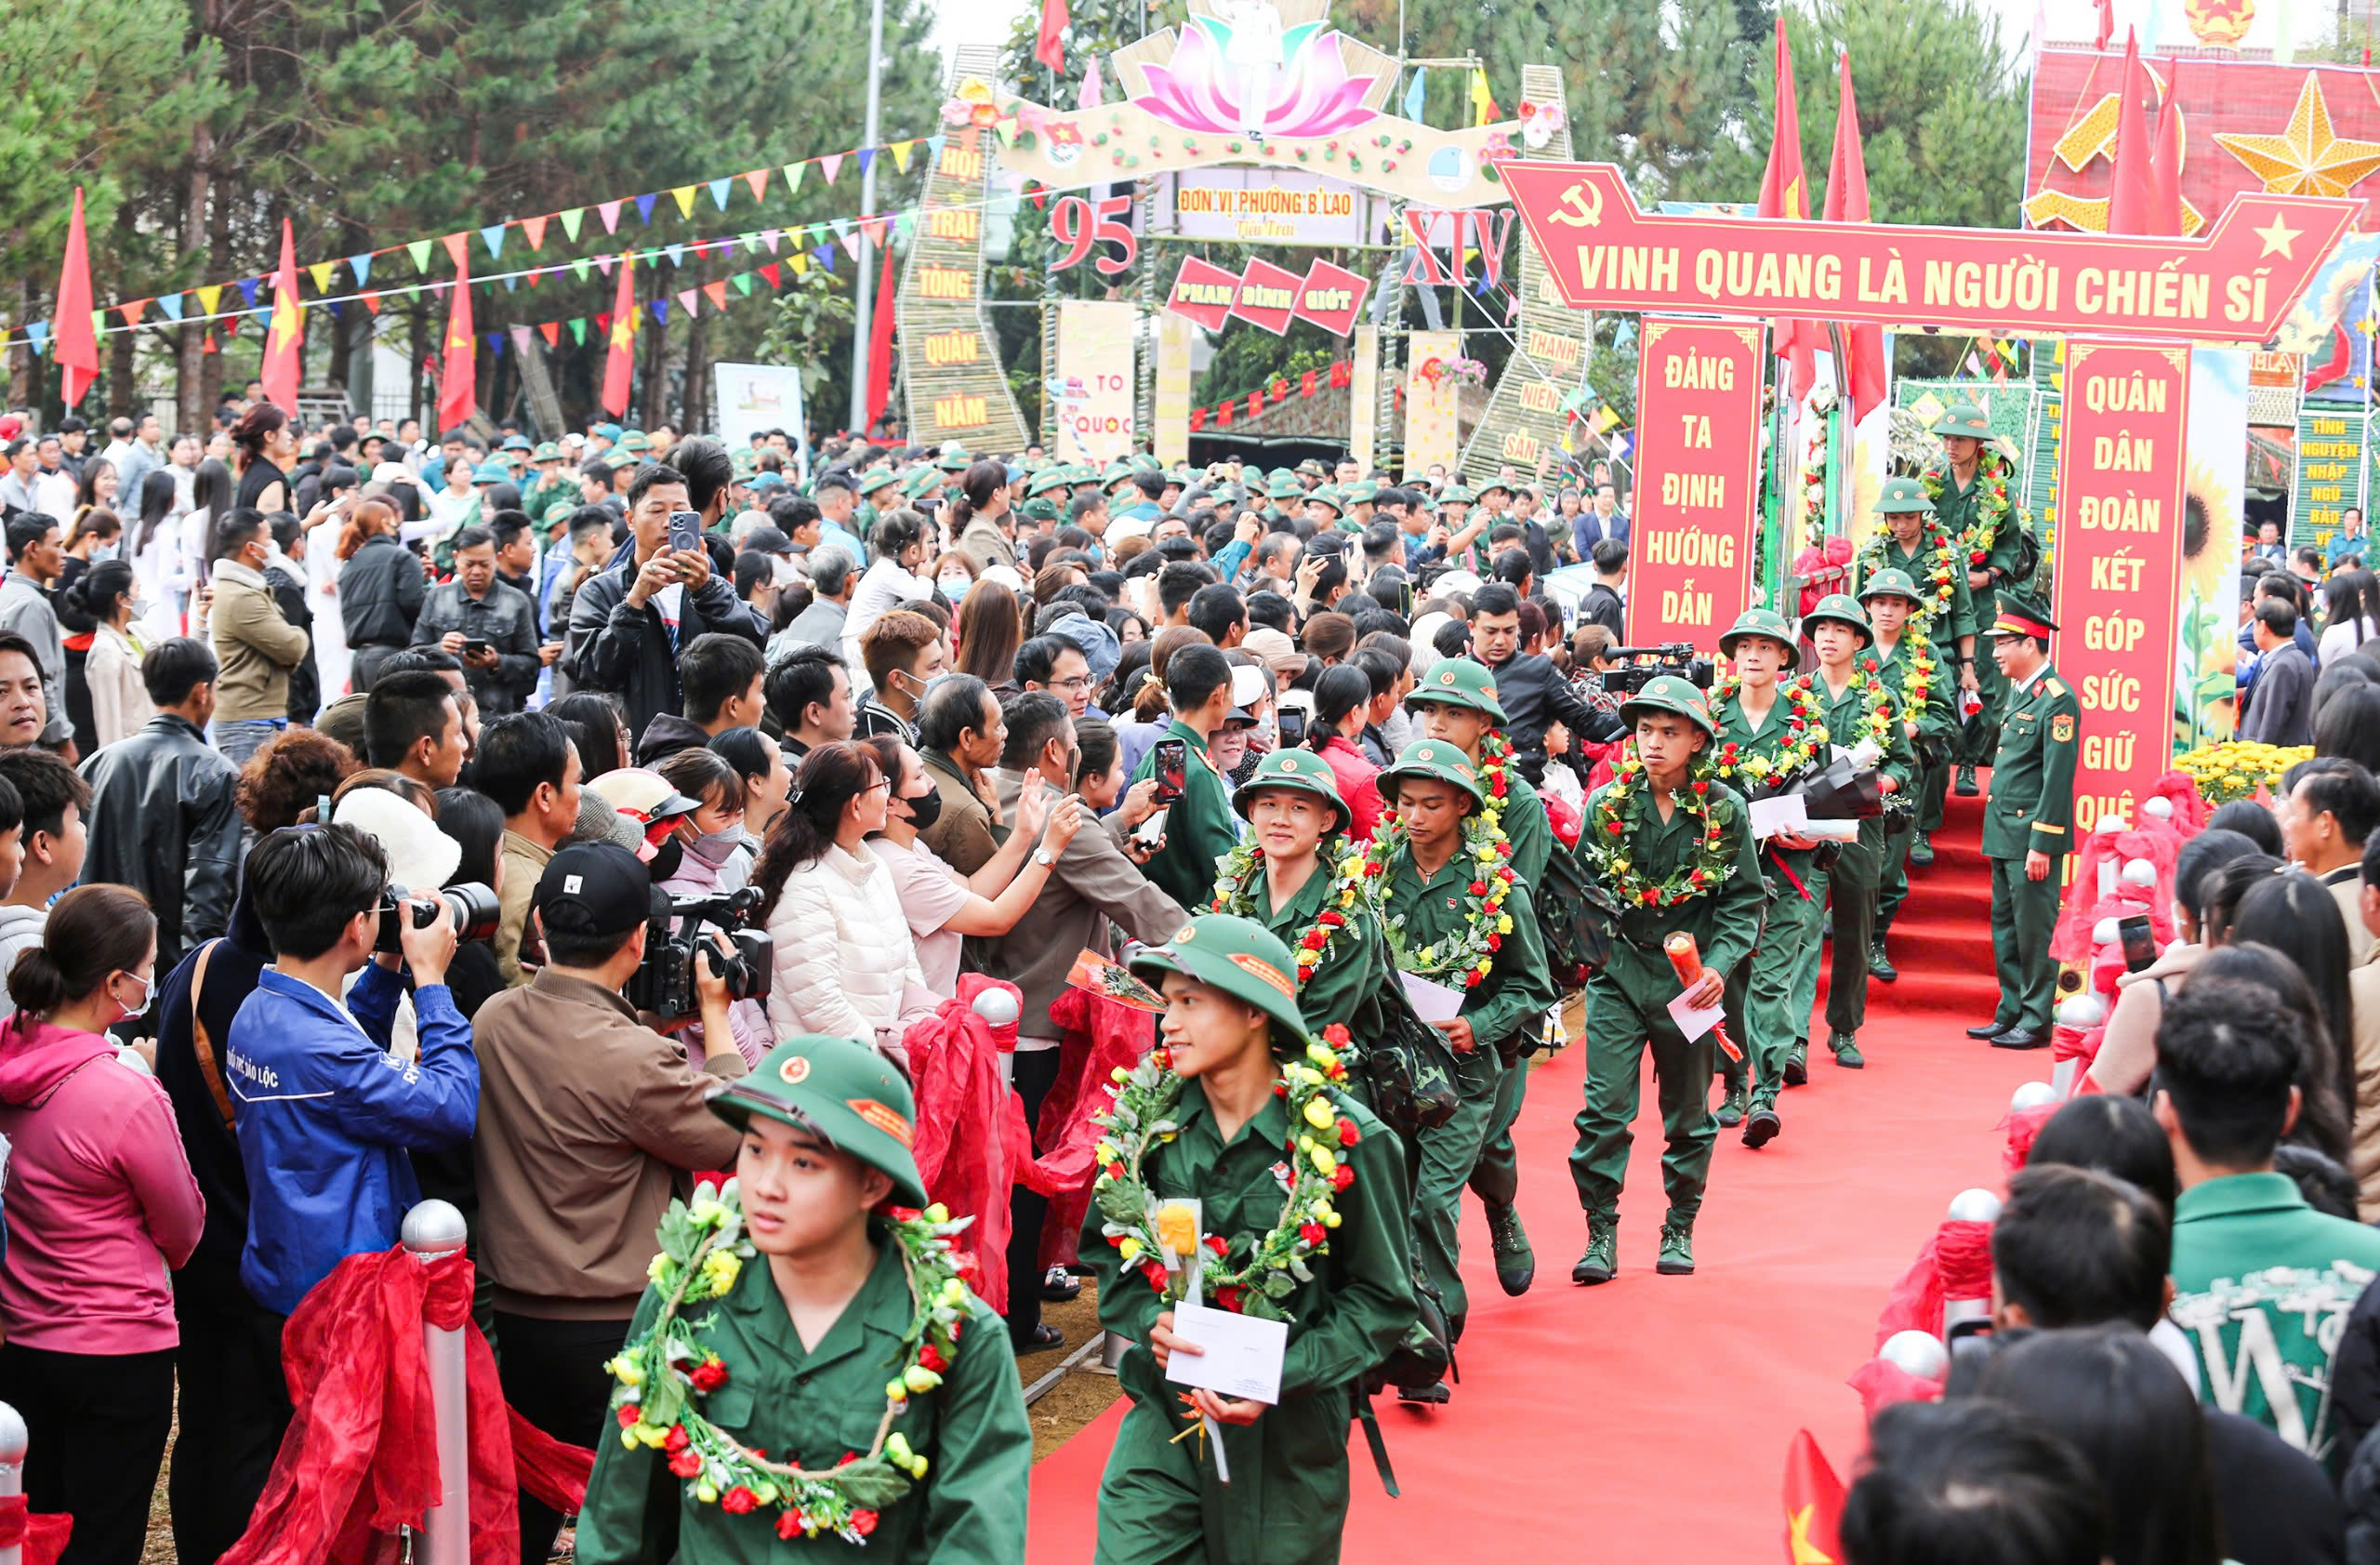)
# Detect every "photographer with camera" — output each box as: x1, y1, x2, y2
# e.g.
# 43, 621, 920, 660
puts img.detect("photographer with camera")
469, 840, 749, 1565
225, 824, 479, 1319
